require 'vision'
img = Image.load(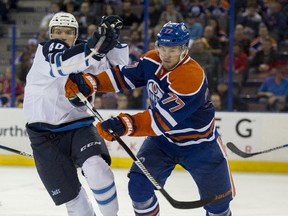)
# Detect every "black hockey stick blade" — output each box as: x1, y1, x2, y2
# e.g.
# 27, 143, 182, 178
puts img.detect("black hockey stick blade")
0, 145, 33, 158
160, 188, 216, 209
226, 142, 288, 158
